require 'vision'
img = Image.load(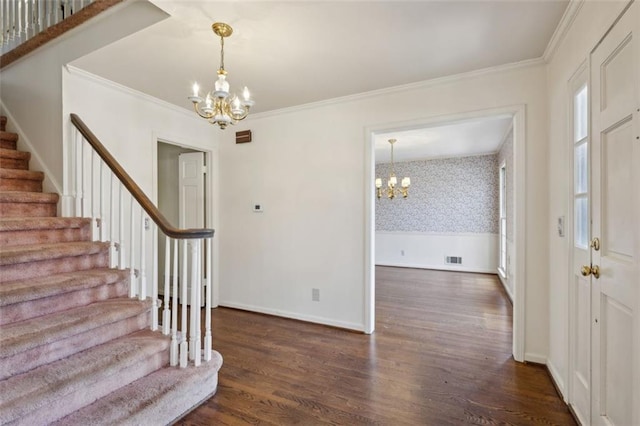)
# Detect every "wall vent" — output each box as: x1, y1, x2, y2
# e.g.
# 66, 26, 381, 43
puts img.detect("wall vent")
445, 256, 462, 265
